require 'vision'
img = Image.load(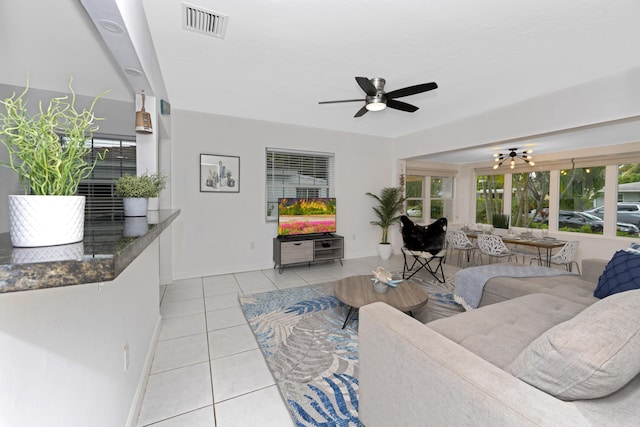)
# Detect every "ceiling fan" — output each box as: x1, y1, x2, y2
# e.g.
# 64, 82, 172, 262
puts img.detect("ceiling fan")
319, 76, 438, 118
